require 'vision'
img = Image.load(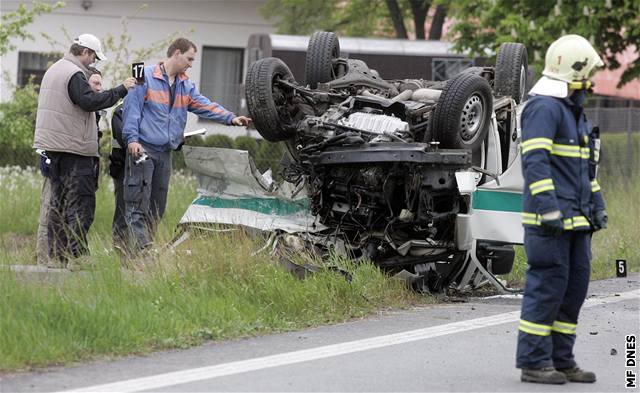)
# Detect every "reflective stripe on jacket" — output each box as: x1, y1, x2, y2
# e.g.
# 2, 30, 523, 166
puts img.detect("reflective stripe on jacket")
122, 64, 235, 152
520, 93, 605, 230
